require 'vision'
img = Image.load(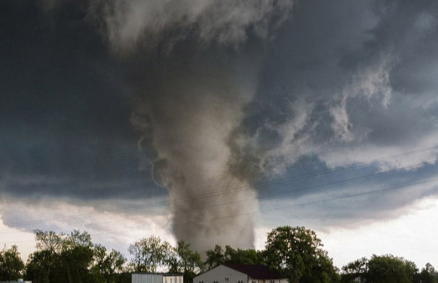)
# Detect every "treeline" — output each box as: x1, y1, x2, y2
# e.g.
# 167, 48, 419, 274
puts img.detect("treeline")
0, 226, 436, 283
